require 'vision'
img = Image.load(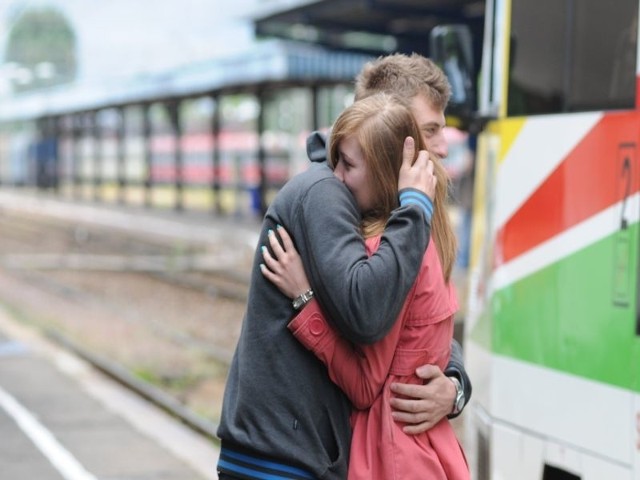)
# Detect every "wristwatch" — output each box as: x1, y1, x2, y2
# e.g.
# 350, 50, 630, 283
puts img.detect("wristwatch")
292, 289, 314, 310
450, 376, 465, 415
